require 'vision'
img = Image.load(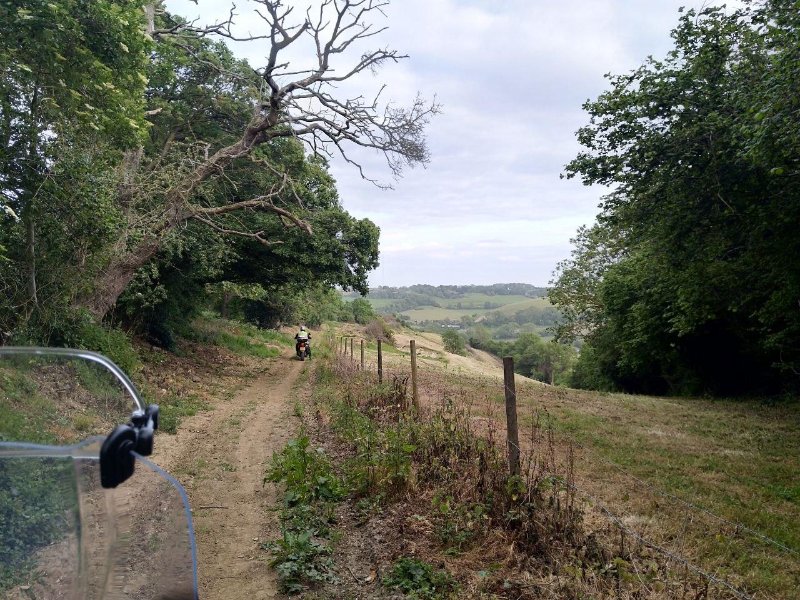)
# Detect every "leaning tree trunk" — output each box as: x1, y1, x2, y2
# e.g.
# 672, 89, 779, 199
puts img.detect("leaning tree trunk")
74, 118, 281, 320
73, 0, 429, 321
79, 238, 163, 320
